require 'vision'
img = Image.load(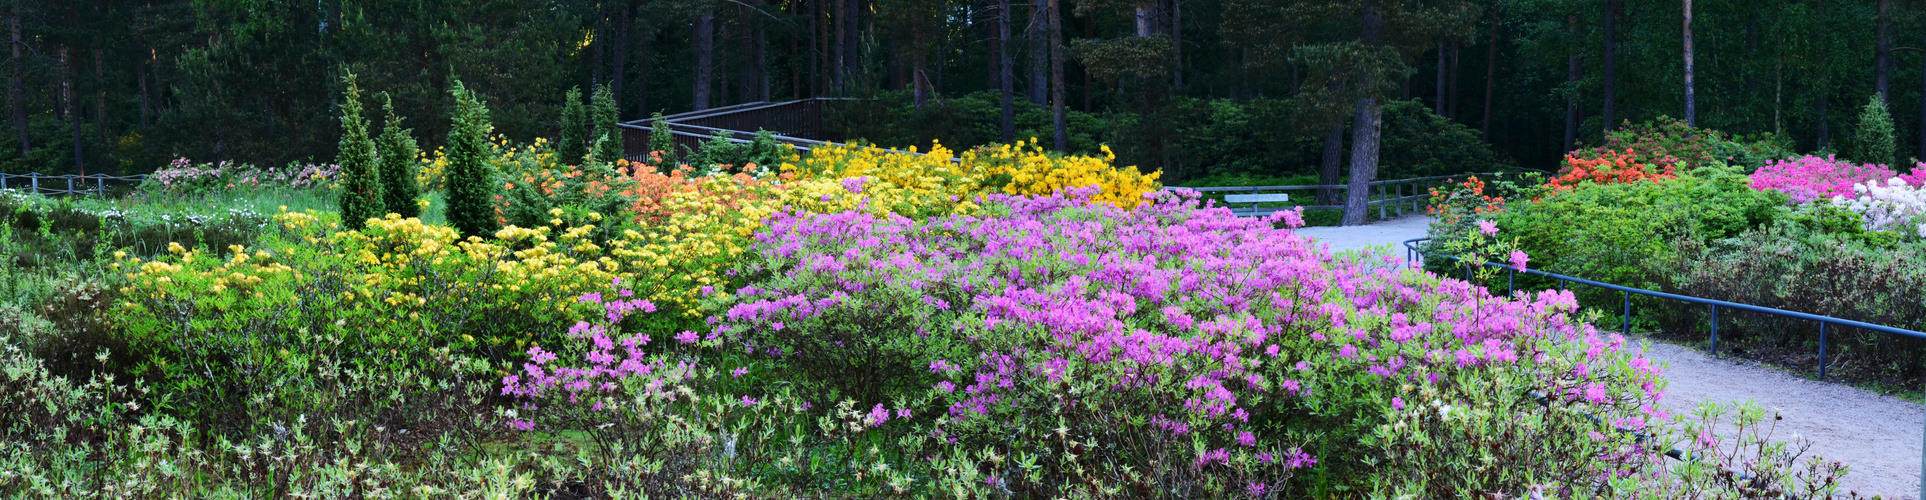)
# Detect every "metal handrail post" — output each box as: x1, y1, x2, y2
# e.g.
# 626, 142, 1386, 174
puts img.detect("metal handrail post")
1622, 290, 1631, 335
1817, 322, 1828, 379
1708, 305, 1718, 355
